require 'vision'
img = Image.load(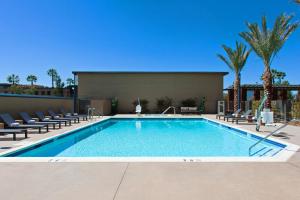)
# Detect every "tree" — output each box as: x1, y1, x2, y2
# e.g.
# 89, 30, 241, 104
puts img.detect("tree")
66, 78, 74, 86
260, 69, 286, 84
218, 42, 251, 112
53, 75, 65, 96
55, 75, 65, 88
26, 75, 37, 86
7, 74, 20, 85
240, 14, 298, 109
271, 69, 286, 84
47, 68, 58, 88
